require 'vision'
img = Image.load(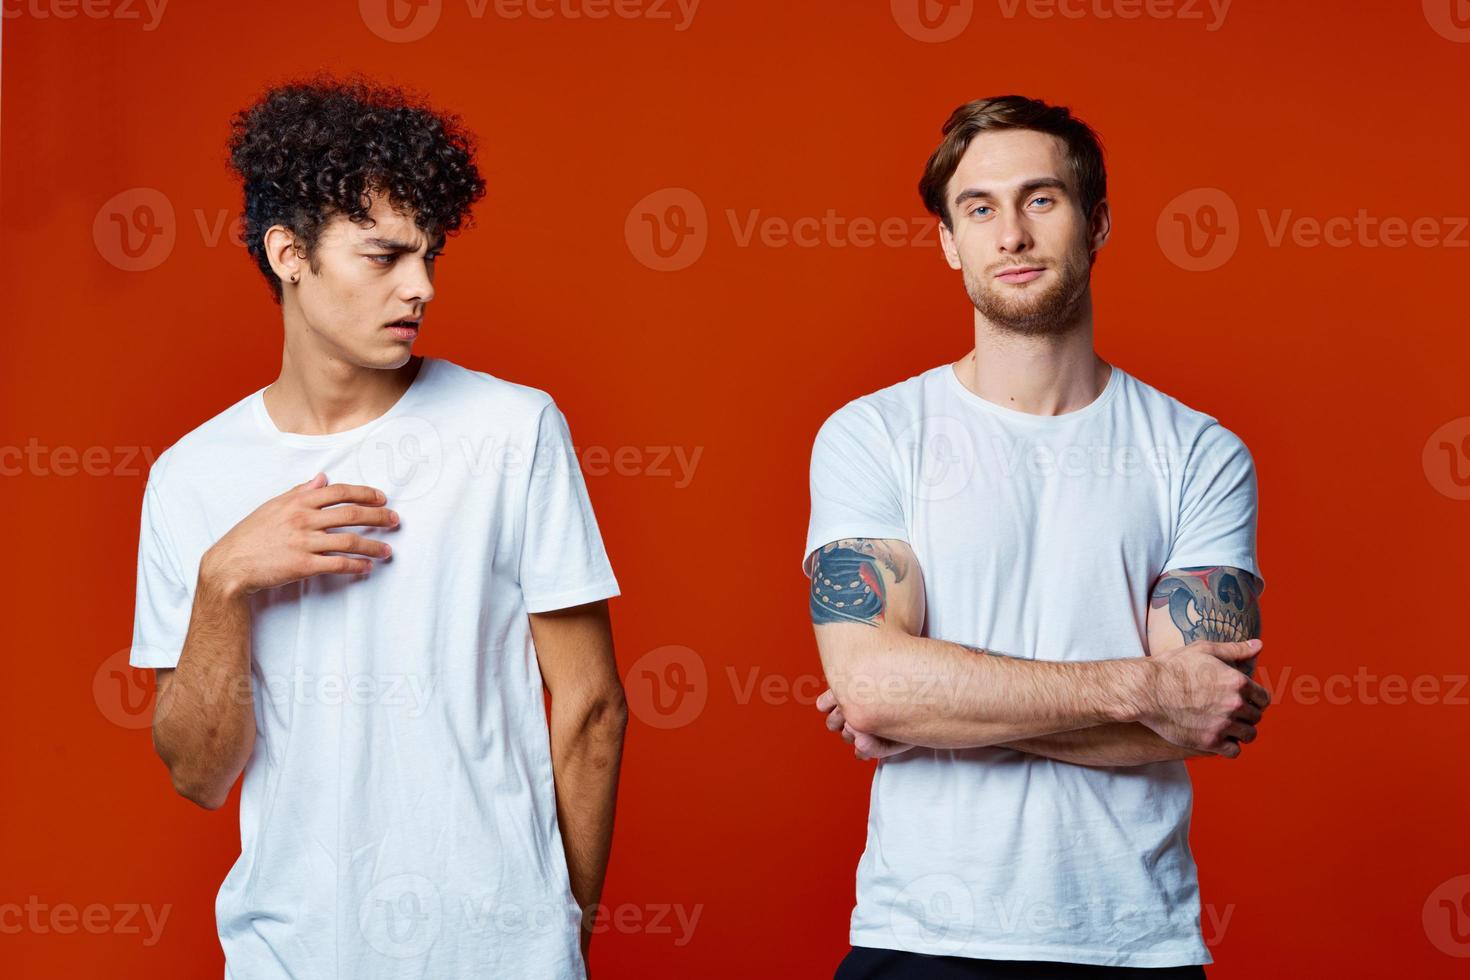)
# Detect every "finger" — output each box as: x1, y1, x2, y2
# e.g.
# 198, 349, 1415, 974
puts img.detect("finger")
288, 472, 327, 493
1216, 738, 1243, 759
825, 707, 846, 733
309, 531, 392, 559
816, 689, 837, 712
1222, 721, 1257, 743
856, 733, 911, 760
1230, 701, 1263, 725
302, 483, 389, 509
840, 722, 857, 745
1209, 638, 1263, 663
307, 554, 374, 577
1242, 678, 1272, 709
306, 505, 401, 531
